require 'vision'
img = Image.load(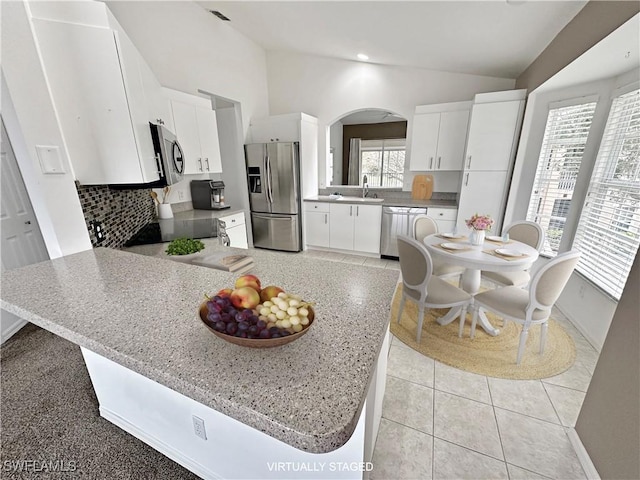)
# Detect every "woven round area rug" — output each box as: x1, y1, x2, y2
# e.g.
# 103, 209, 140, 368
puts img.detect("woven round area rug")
390, 284, 576, 380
